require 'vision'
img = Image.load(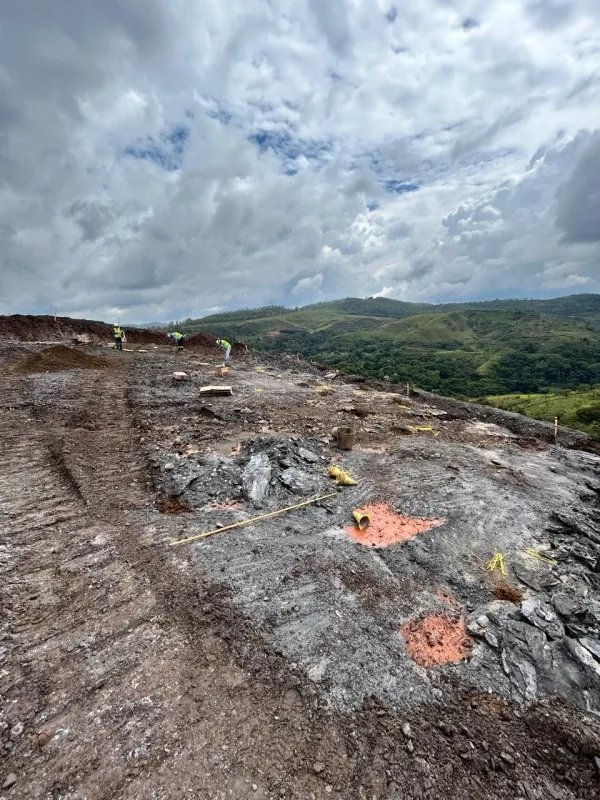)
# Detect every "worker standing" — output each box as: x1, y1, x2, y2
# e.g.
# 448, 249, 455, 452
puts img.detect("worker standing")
168, 331, 185, 351
113, 325, 124, 351
217, 338, 231, 361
